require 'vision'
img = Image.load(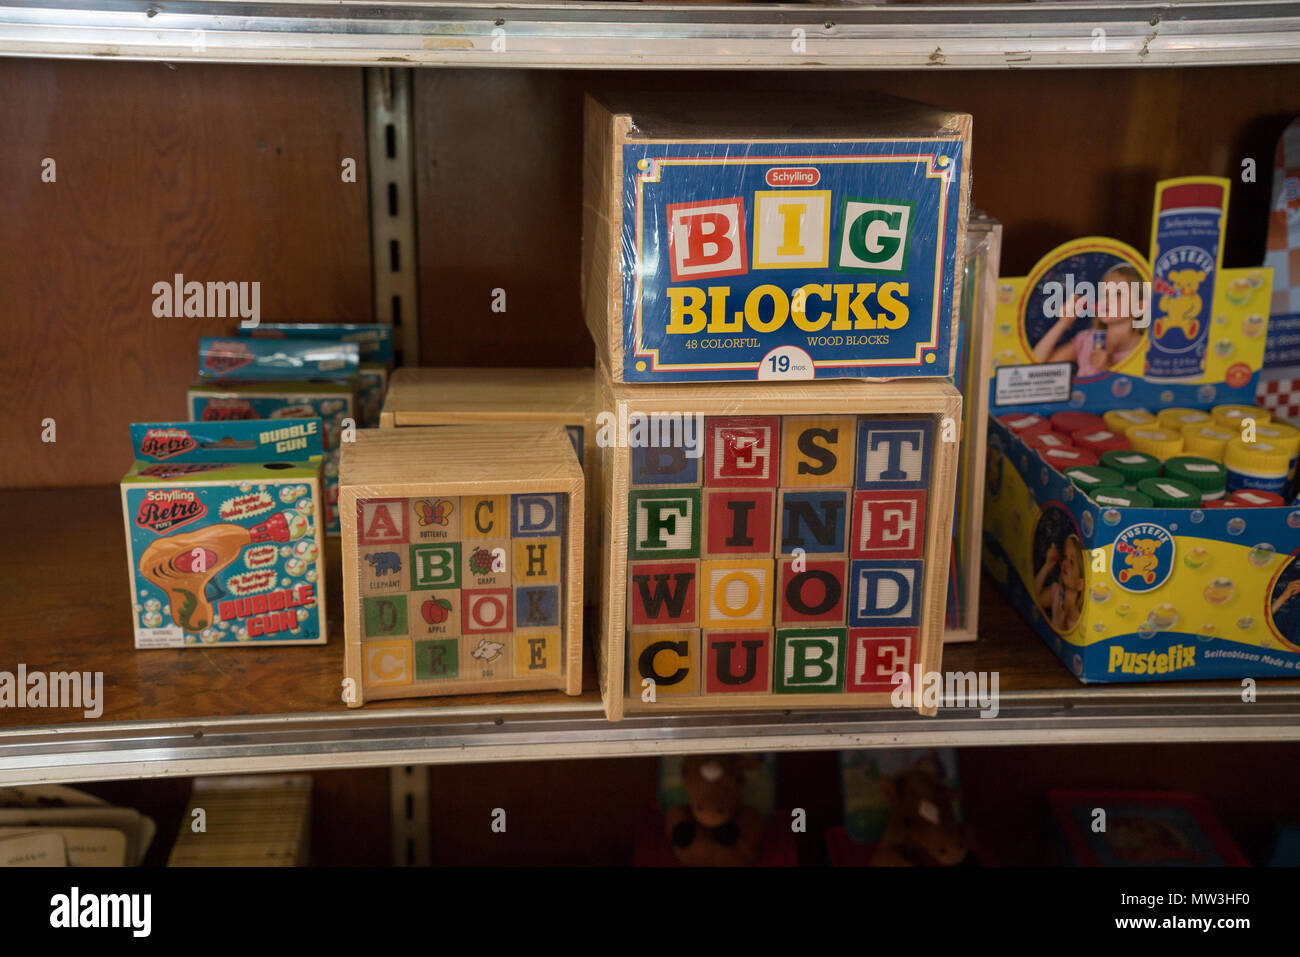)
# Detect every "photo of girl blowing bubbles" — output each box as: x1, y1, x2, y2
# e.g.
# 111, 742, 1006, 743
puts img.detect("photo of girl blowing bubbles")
1032, 507, 1085, 634
1027, 256, 1146, 380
